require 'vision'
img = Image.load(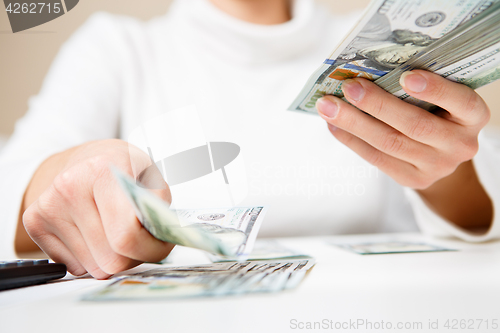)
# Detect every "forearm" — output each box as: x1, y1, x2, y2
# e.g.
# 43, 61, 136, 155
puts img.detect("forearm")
417, 160, 492, 231
15, 147, 78, 253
